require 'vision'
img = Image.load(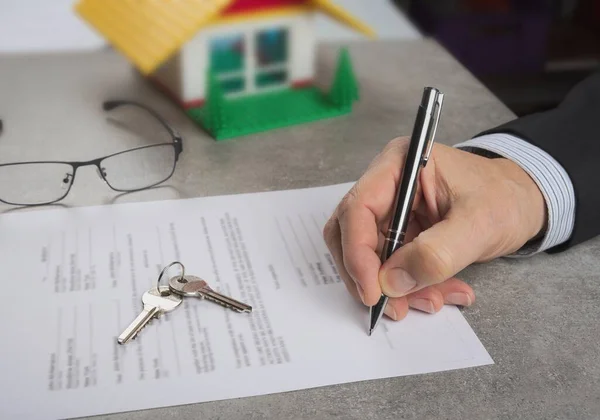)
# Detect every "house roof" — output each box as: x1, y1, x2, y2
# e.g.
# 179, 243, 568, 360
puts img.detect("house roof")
75, 0, 375, 75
